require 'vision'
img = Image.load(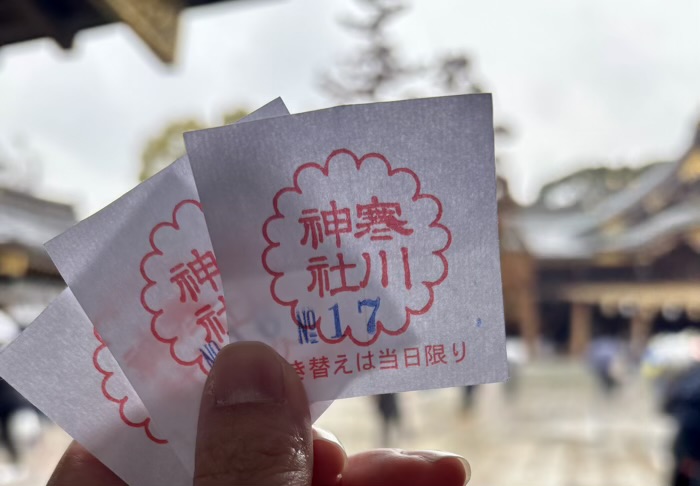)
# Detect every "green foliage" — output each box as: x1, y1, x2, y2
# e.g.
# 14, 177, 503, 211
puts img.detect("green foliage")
139, 108, 249, 181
